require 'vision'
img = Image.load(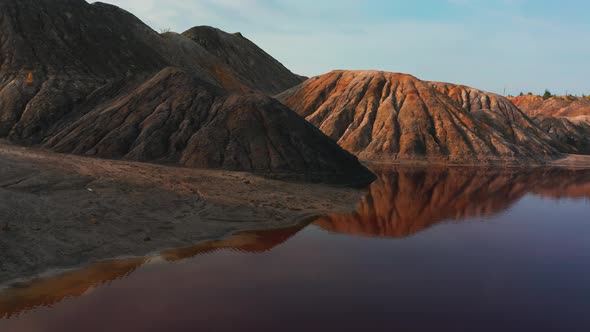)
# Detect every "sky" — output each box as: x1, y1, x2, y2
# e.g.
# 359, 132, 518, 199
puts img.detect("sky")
104, 0, 589, 95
